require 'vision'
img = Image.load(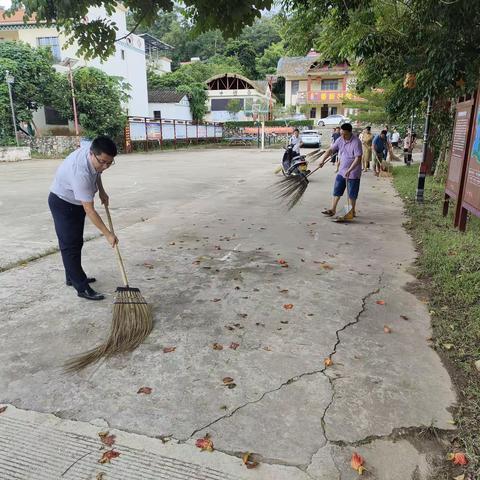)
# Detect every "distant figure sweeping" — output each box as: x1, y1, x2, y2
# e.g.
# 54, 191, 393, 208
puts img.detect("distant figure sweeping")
48, 136, 118, 301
